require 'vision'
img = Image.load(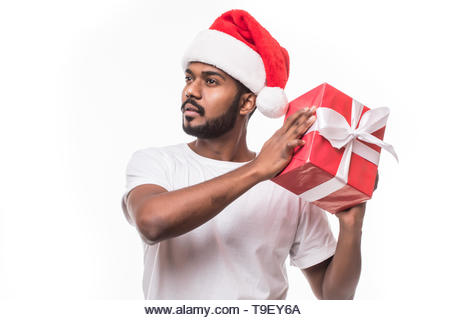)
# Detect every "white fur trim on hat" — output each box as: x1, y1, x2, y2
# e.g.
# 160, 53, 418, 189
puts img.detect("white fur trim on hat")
256, 86, 288, 118
181, 29, 266, 93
